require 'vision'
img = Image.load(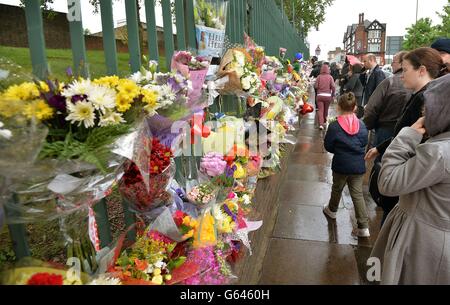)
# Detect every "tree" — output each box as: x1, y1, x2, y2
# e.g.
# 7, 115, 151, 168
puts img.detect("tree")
402, 18, 440, 50
275, 0, 335, 38
435, 0, 450, 37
